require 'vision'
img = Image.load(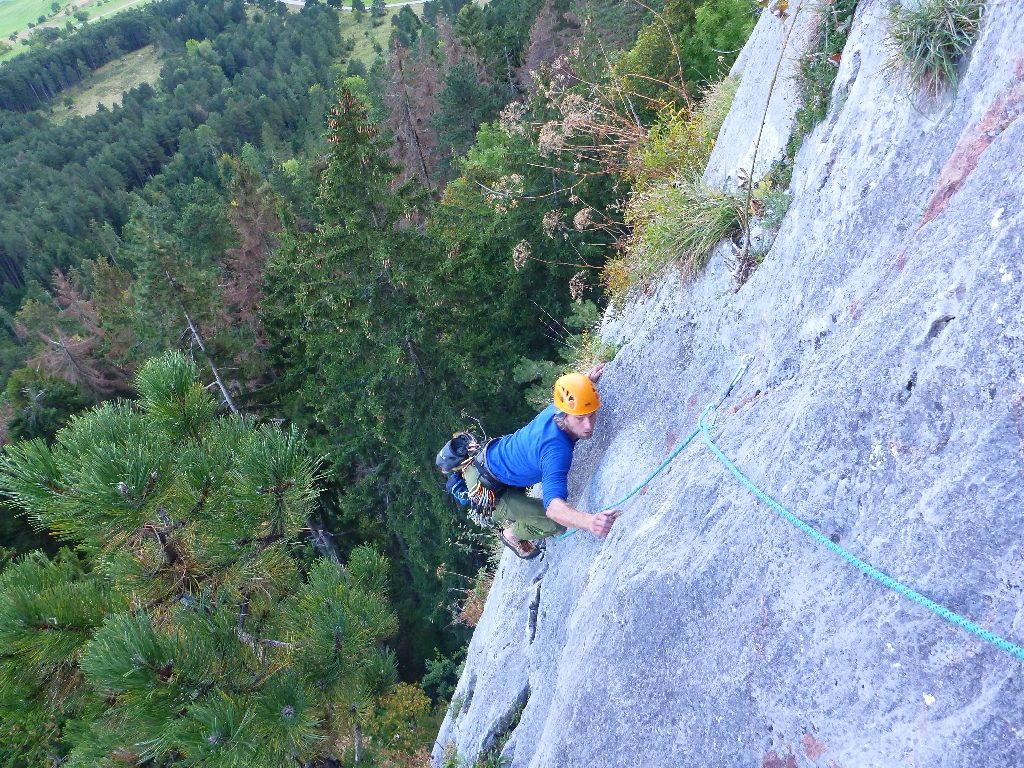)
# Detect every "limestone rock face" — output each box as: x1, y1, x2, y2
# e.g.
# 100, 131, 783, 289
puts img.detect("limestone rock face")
703, 4, 815, 190
433, 2, 1024, 765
